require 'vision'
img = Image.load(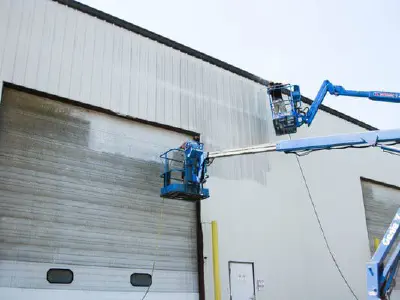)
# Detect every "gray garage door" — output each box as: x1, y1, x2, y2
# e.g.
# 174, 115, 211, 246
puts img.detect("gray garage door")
361, 178, 400, 291
0, 87, 198, 294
